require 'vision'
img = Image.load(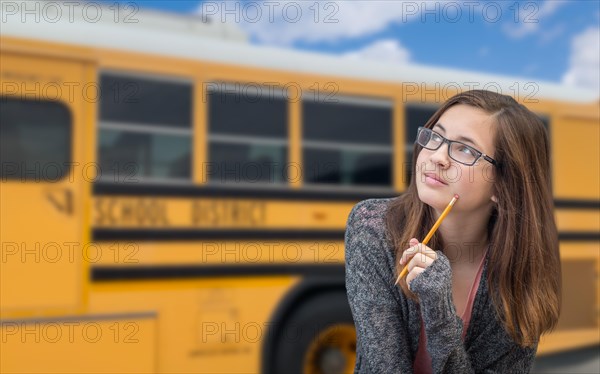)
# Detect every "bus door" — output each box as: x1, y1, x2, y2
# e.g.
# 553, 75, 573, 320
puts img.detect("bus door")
0, 53, 89, 315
